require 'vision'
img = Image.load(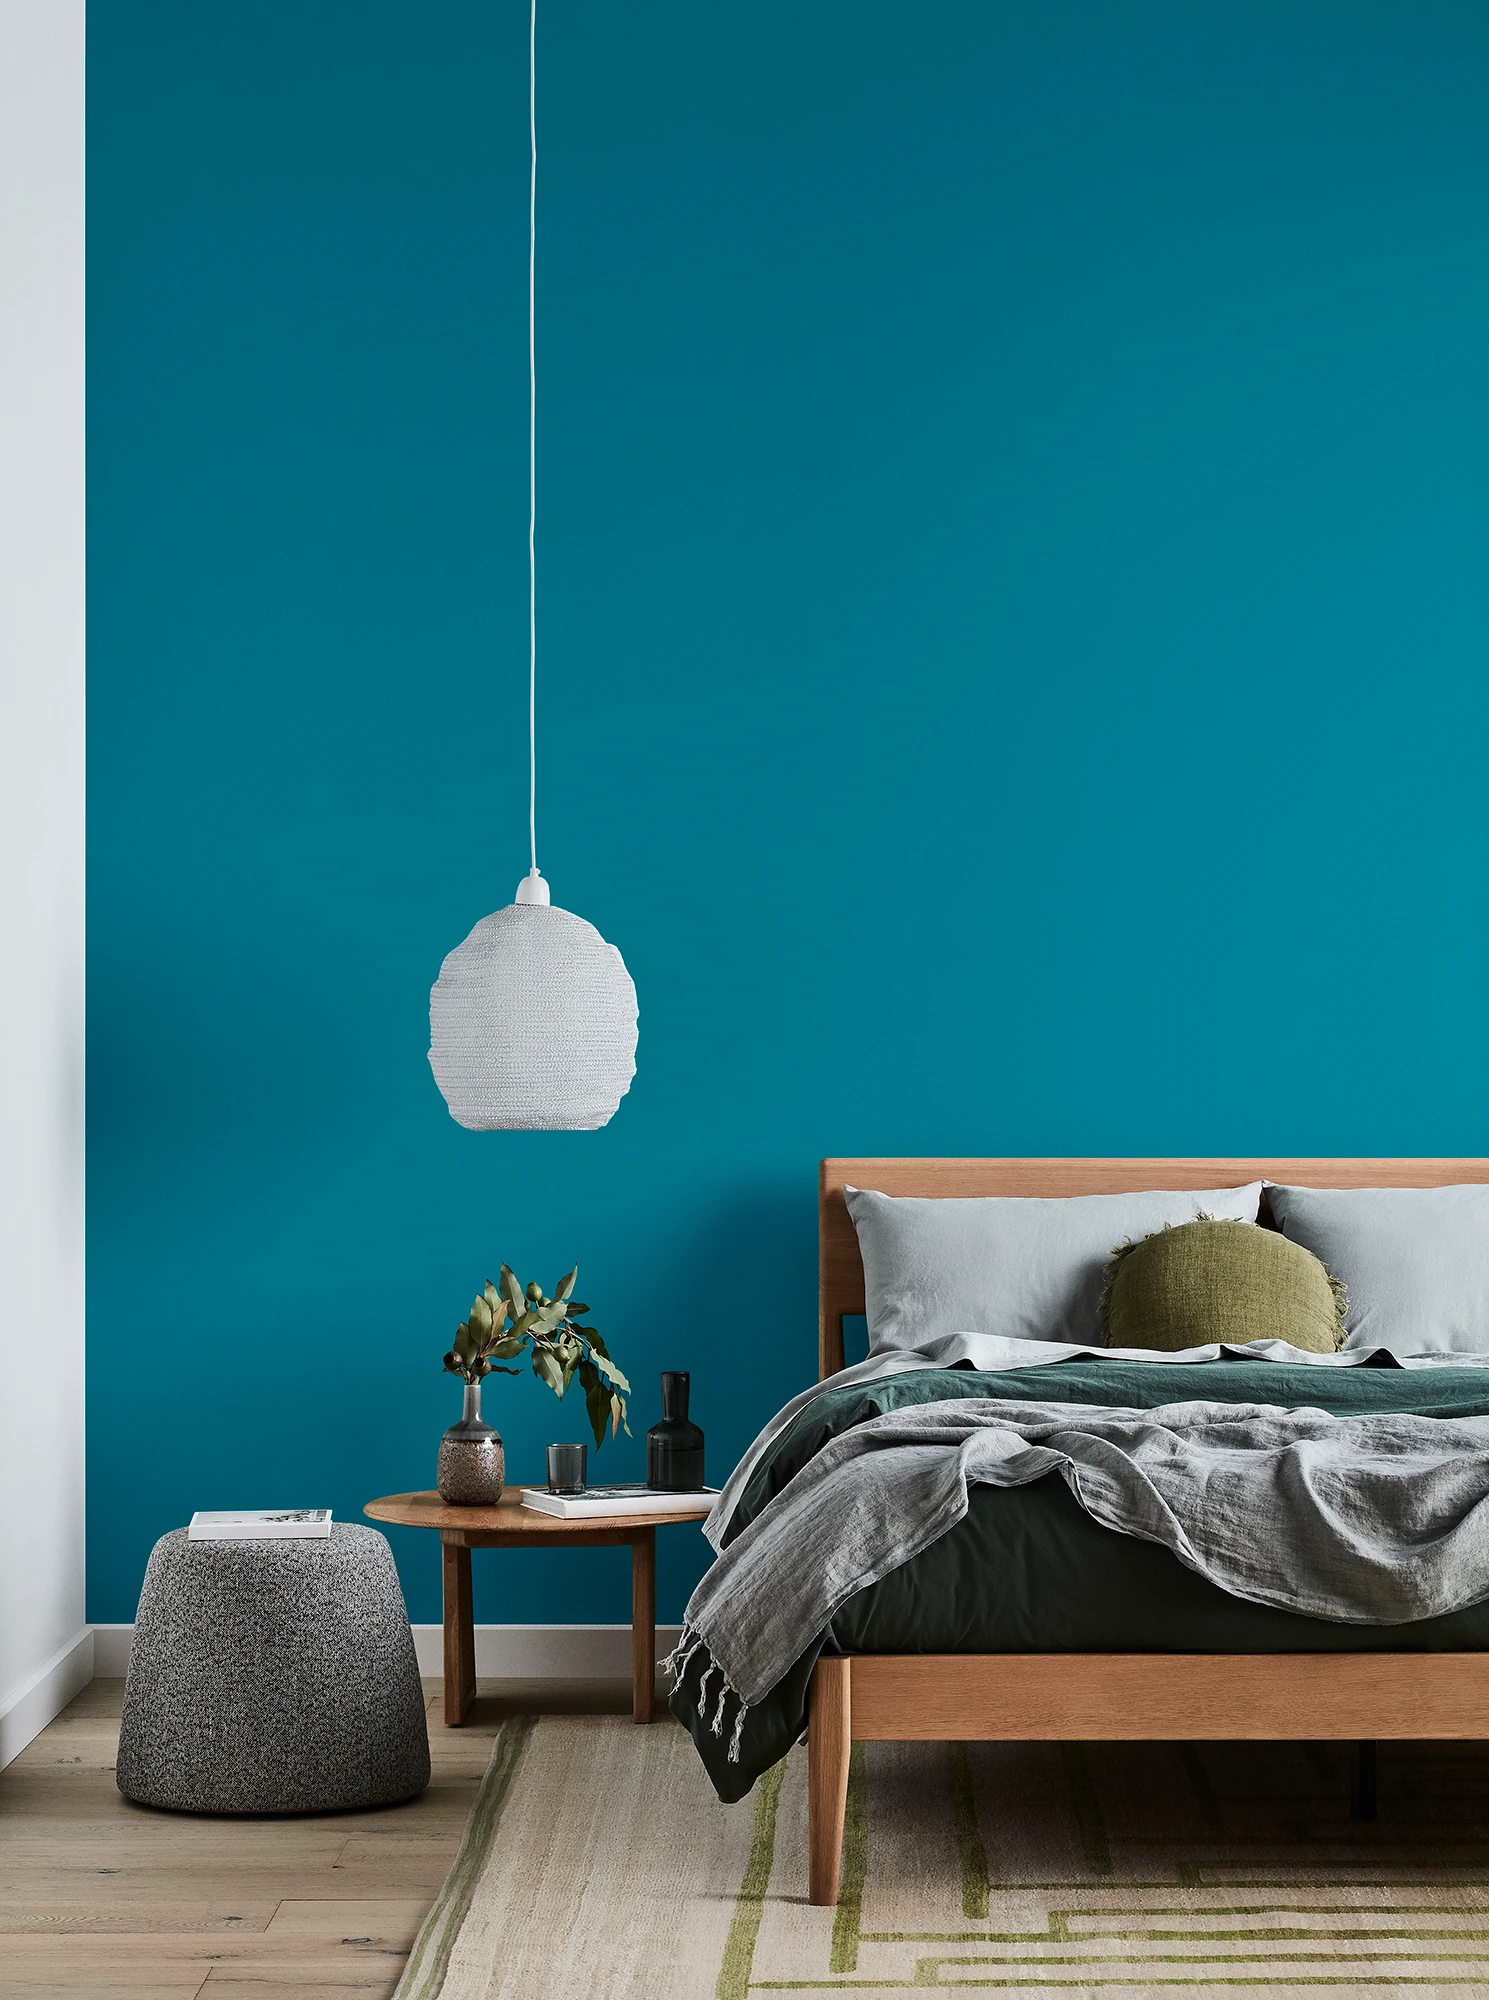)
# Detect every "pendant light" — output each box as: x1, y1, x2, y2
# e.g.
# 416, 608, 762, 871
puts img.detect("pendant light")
429, 0, 638, 1132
